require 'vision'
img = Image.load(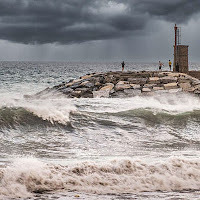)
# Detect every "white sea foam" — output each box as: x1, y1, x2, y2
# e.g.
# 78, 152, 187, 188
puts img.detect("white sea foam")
0, 93, 76, 124
75, 93, 200, 114
0, 157, 200, 198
